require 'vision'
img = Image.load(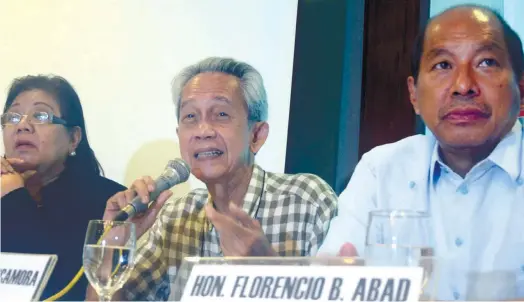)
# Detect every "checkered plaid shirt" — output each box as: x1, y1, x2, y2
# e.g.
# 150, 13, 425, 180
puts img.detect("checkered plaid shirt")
123, 164, 338, 301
